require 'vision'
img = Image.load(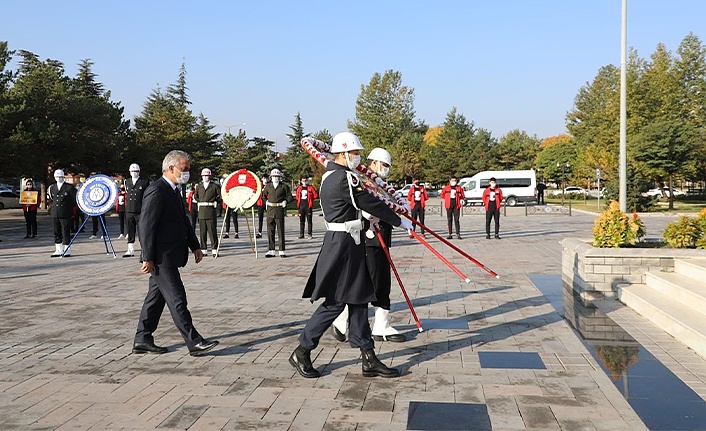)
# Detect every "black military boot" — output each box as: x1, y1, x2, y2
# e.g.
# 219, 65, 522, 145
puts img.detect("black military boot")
289, 345, 321, 378
361, 349, 400, 378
